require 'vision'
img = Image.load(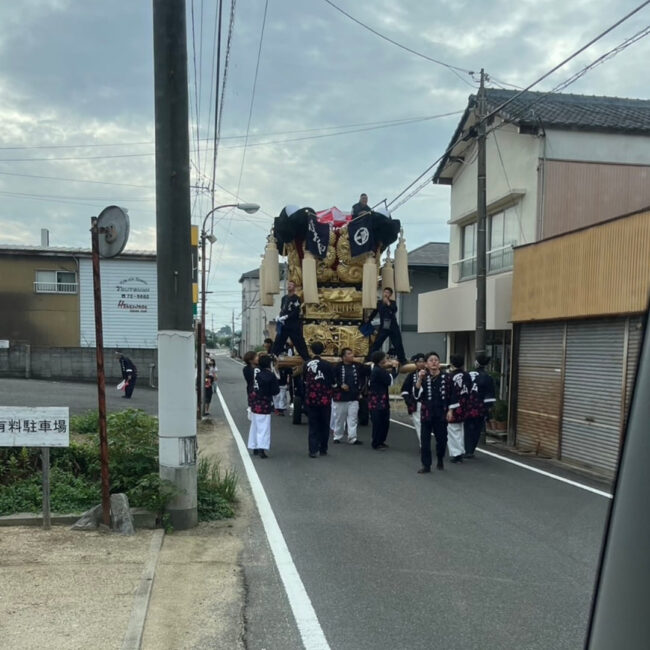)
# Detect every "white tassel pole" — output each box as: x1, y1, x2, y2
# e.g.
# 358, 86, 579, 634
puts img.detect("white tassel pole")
394, 230, 410, 293
381, 251, 395, 293
302, 250, 319, 304
264, 234, 280, 294
260, 262, 274, 306
362, 254, 378, 309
